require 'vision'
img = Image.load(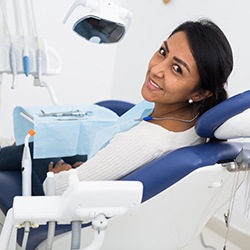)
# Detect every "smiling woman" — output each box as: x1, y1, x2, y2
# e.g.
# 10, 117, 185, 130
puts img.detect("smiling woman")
141, 31, 202, 132
0, 19, 233, 196
141, 19, 233, 132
